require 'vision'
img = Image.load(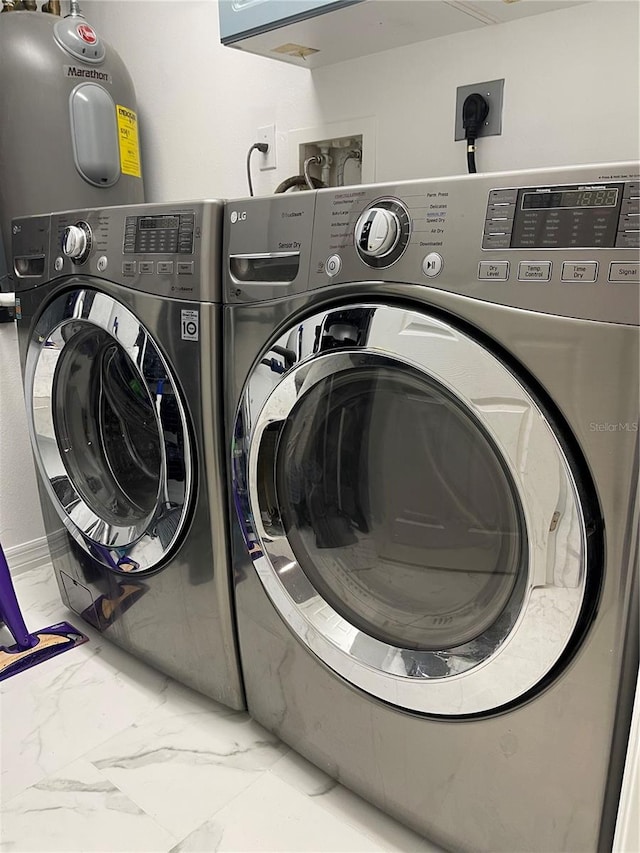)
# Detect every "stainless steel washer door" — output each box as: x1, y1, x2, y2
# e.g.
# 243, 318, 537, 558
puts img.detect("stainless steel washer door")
26, 287, 193, 573
234, 303, 597, 716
